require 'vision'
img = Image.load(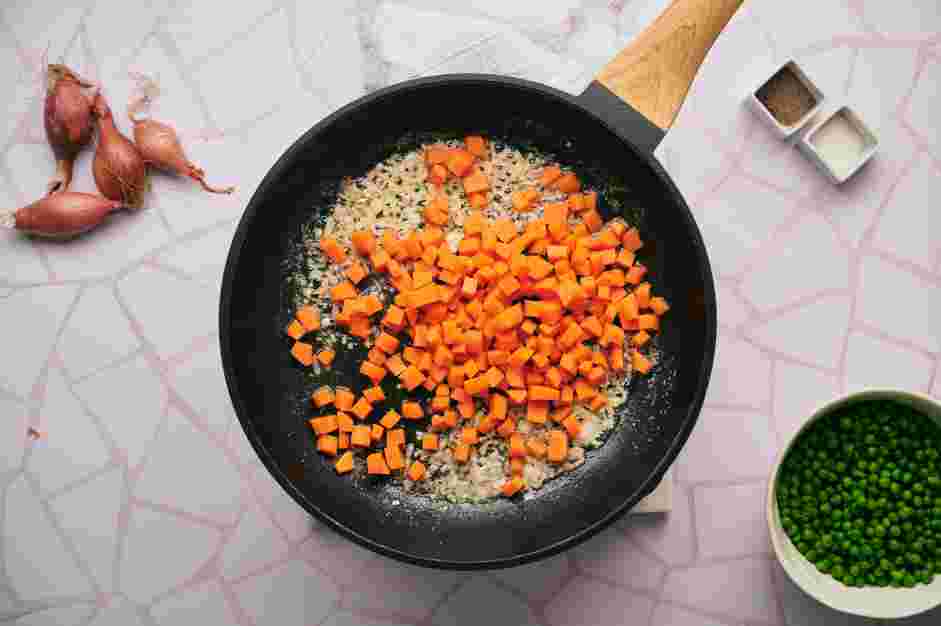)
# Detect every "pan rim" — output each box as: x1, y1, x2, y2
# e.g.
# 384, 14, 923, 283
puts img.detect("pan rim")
218, 73, 717, 570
